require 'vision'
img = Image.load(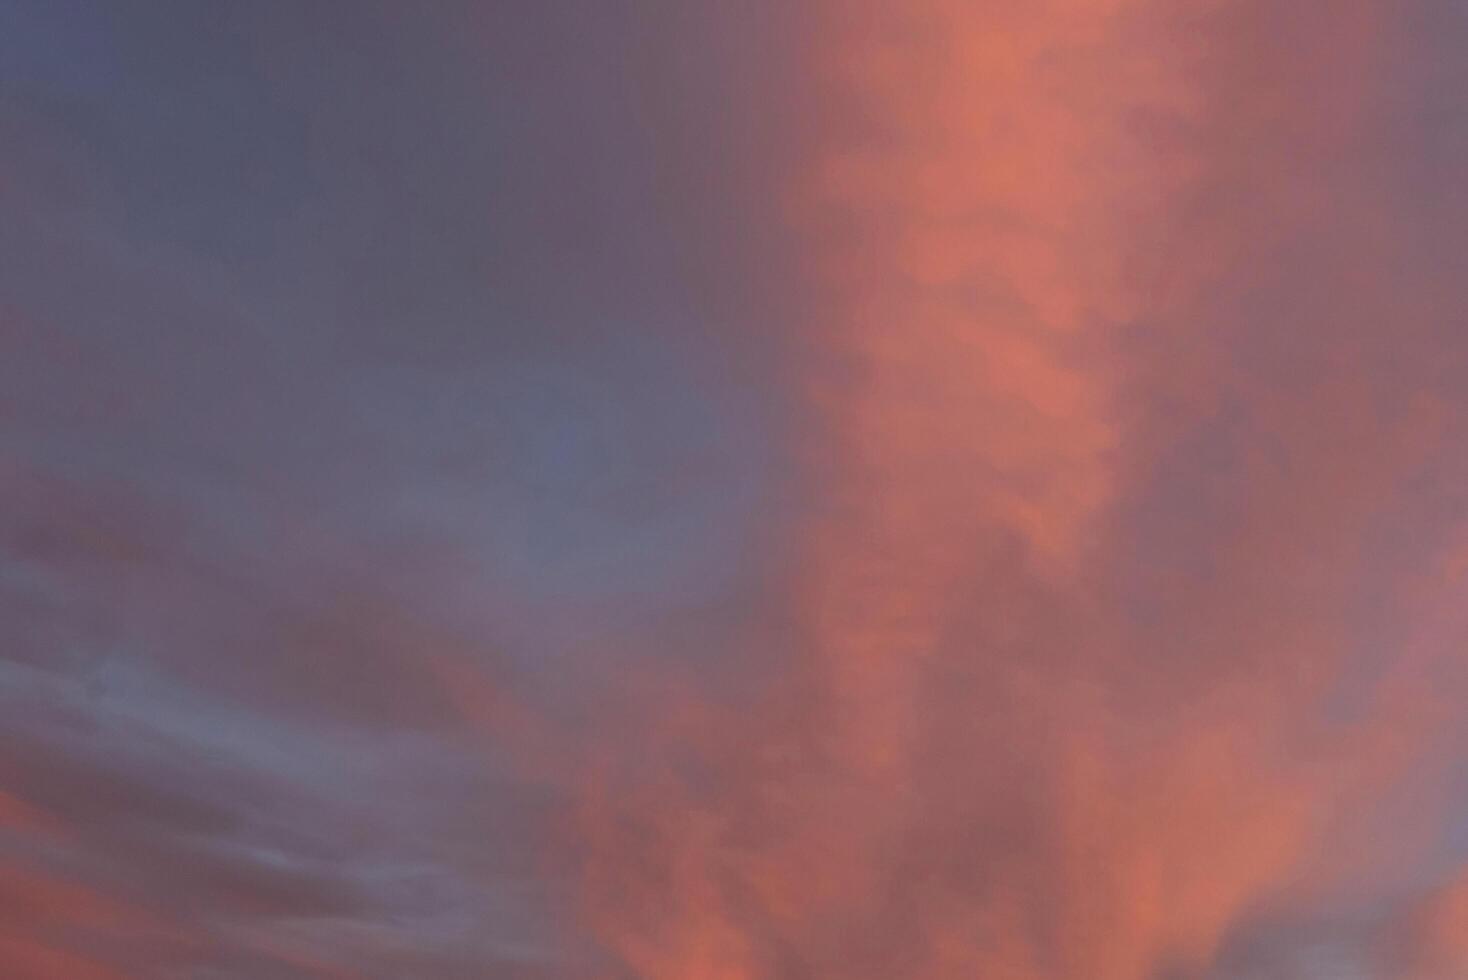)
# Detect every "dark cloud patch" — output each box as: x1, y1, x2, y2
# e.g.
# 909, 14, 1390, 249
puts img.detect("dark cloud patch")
1, 0, 793, 974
